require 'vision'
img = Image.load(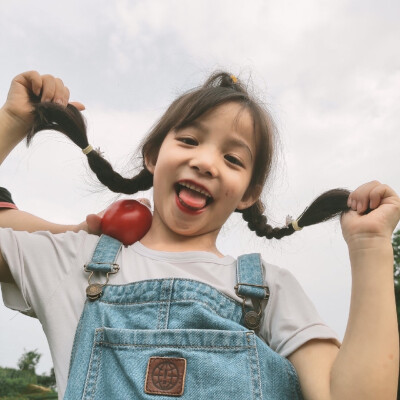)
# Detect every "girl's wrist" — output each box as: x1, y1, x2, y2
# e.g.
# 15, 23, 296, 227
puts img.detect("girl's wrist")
0, 106, 31, 139
345, 233, 393, 252
347, 238, 394, 271
73, 221, 87, 233
0, 107, 30, 164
